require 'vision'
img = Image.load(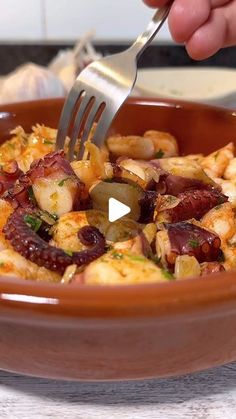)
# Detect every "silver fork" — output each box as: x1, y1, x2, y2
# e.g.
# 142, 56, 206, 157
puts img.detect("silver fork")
56, 4, 172, 160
